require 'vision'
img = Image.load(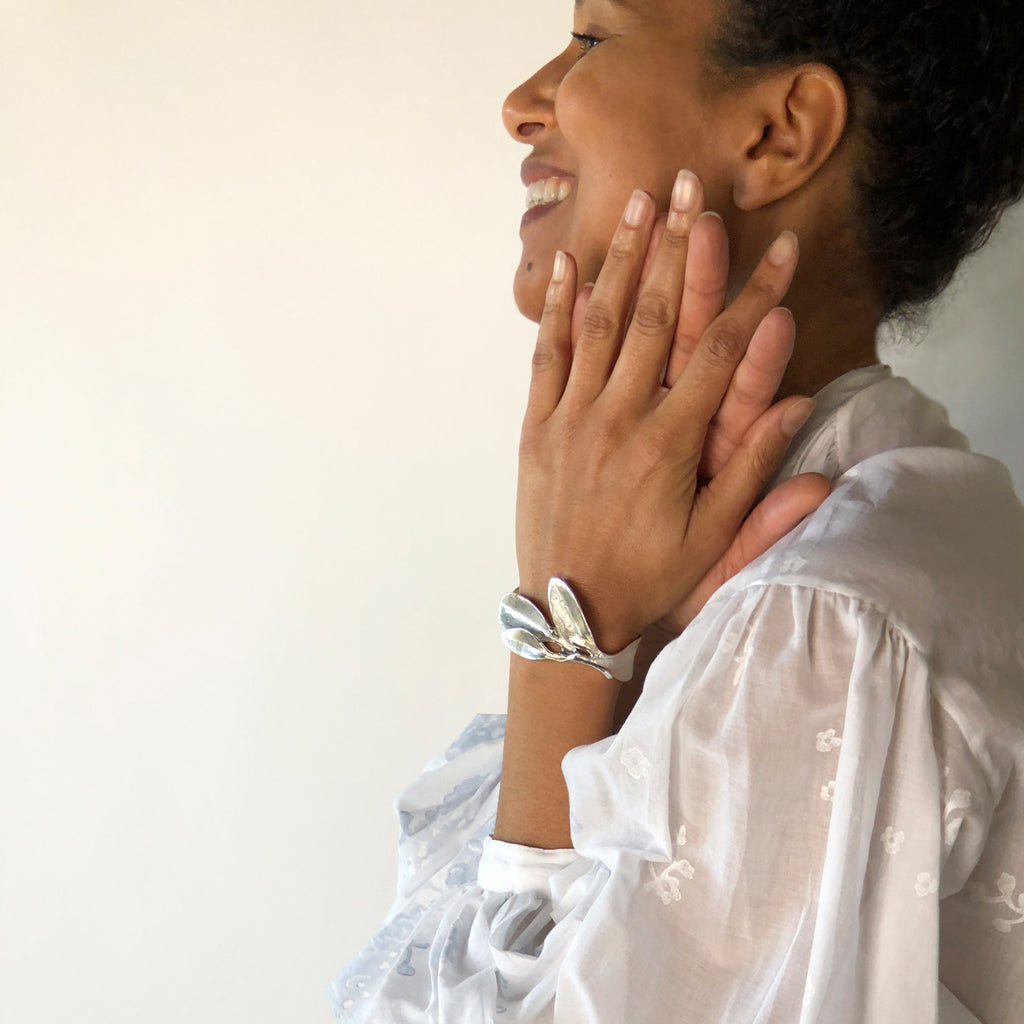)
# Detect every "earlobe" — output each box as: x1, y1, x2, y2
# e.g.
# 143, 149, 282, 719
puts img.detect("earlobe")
731, 65, 848, 211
